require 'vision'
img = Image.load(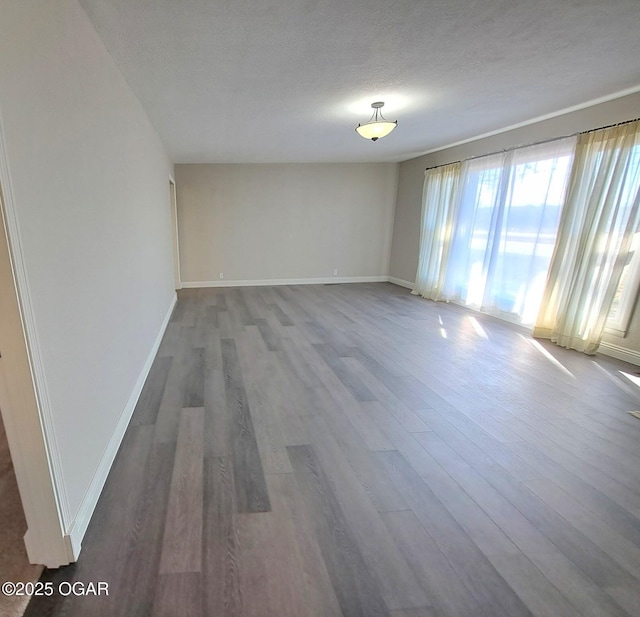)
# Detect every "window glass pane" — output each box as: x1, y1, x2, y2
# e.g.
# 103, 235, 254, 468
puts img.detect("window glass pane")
493, 151, 573, 323
606, 144, 640, 331
441, 138, 576, 325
